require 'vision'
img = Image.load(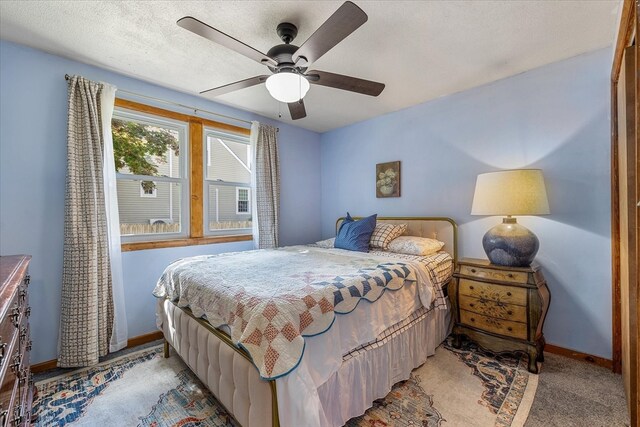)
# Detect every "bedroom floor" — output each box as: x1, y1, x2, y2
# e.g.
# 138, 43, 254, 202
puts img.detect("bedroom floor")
525, 353, 629, 426
34, 341, 629, 426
